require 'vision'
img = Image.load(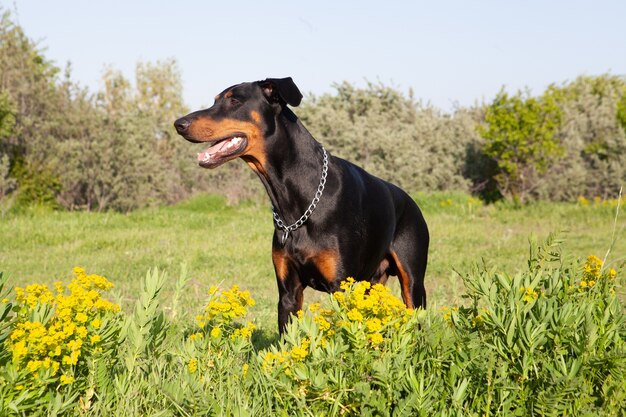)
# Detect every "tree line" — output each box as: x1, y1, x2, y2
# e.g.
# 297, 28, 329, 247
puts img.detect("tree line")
1, 10, 625, 212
